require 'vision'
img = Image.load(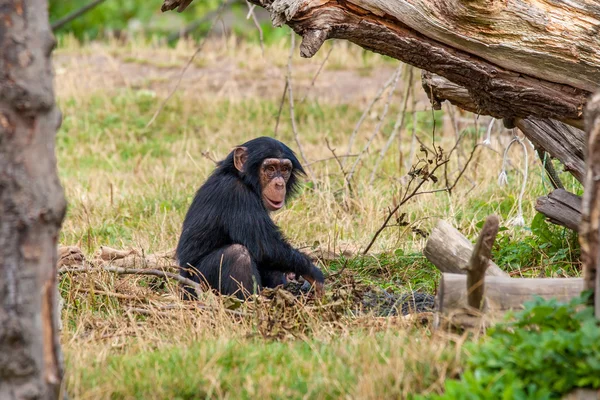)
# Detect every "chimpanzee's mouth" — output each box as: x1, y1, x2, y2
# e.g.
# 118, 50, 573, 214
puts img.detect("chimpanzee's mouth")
265, 197, 284, 210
